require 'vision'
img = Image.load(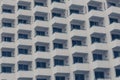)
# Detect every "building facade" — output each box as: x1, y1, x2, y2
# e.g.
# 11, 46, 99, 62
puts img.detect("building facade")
0, 0, 120, 80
